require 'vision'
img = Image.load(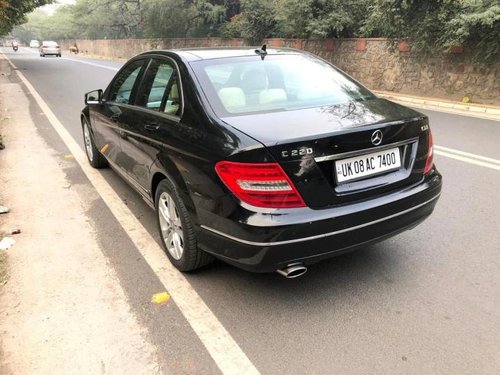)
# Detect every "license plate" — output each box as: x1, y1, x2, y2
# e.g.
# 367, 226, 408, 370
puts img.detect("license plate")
335, 147, 401, 183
